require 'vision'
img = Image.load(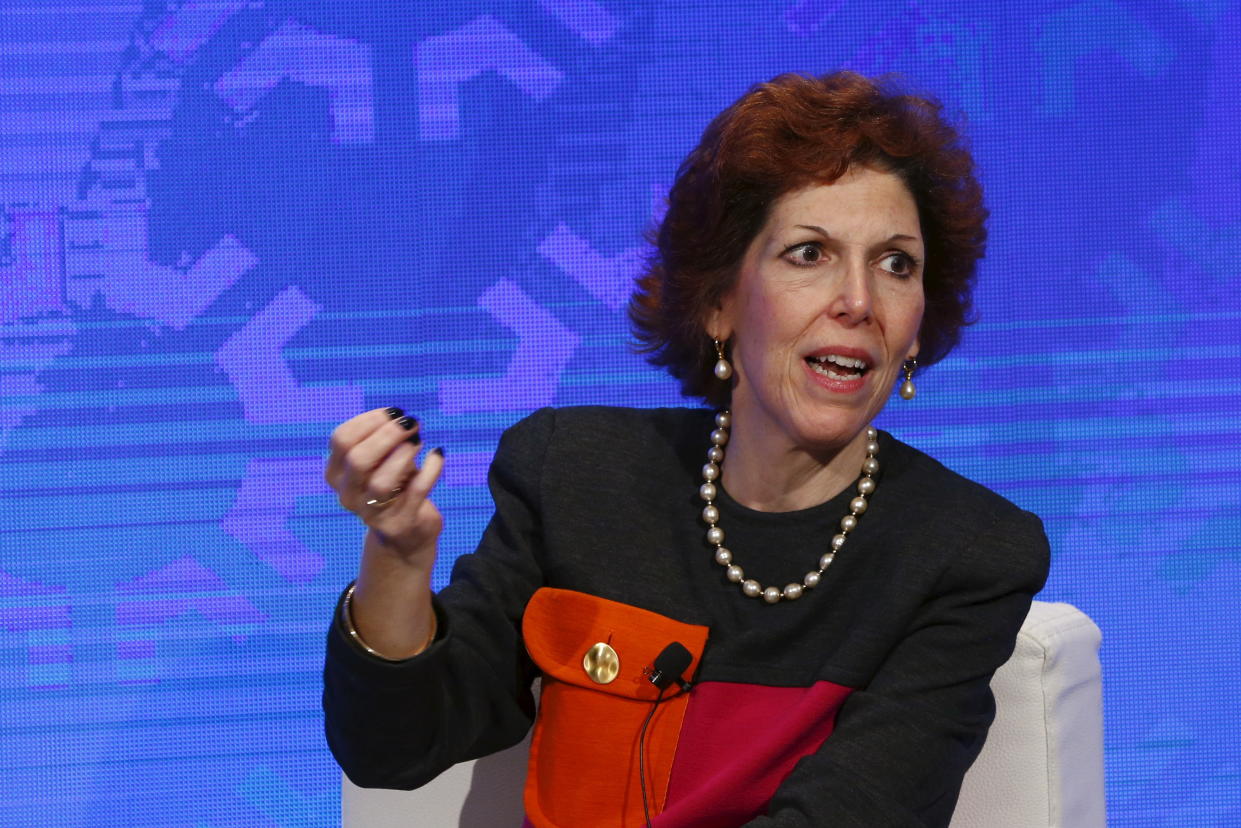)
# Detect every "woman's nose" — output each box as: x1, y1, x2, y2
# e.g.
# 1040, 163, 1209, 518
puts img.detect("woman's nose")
829, 259, 873, 324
